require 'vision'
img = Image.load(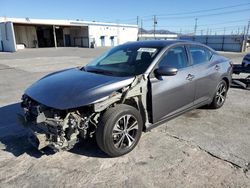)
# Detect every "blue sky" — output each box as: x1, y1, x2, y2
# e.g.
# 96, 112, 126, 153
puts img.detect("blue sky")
0, 0, 249, 34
